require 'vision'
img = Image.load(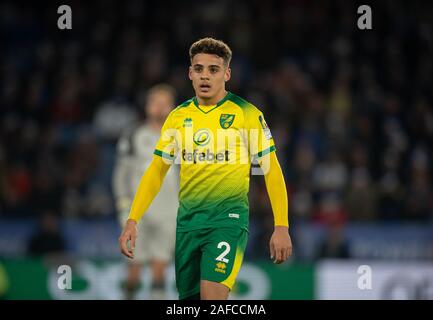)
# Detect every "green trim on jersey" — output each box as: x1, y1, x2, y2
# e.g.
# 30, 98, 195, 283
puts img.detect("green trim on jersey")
154, 149, 175, 160
227, 92, 251, 109
174, 98, 194, 112
252, 145, 276, 161
193, 92, 232, 114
